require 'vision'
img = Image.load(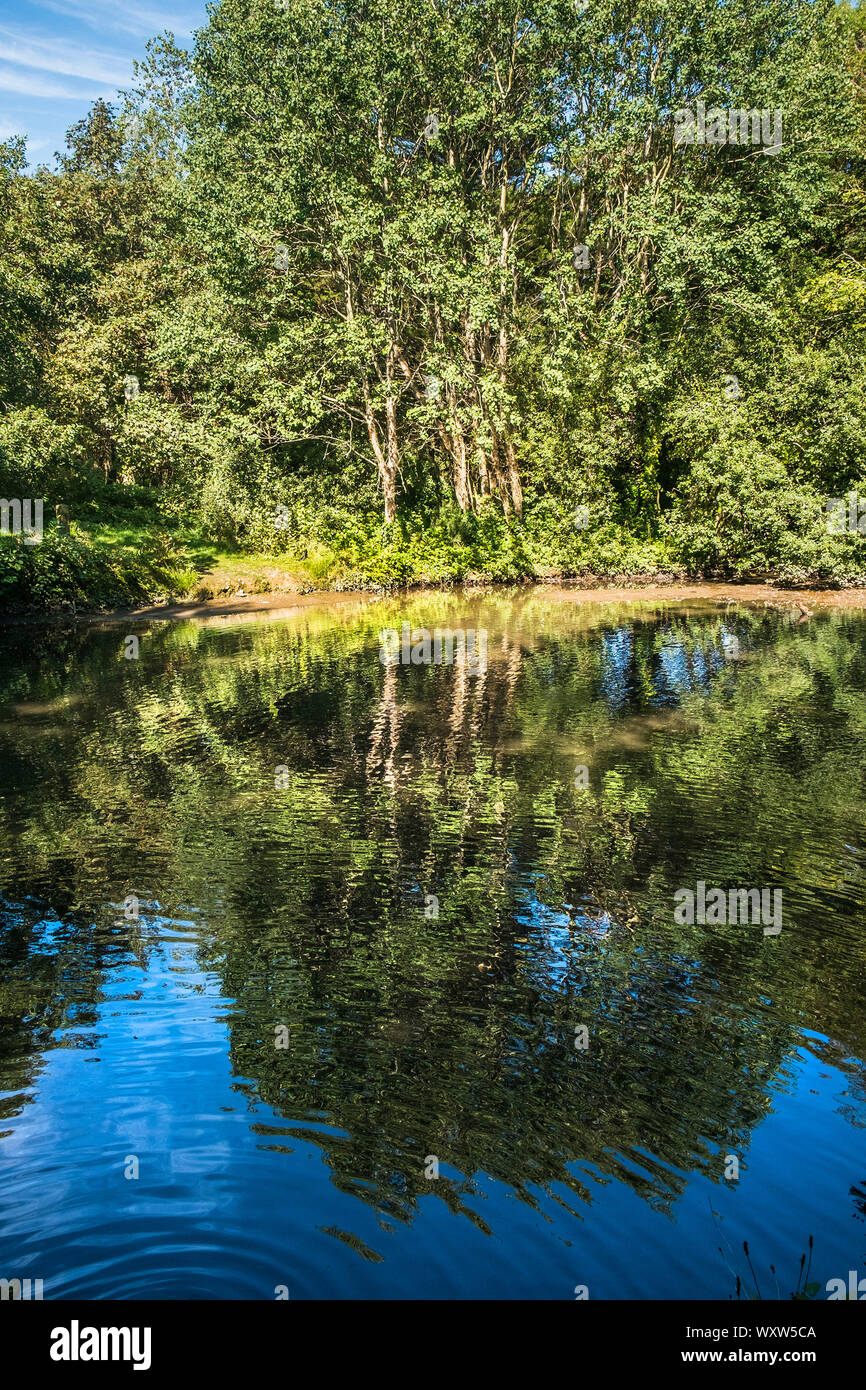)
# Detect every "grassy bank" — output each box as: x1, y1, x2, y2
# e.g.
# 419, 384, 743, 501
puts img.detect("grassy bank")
3, 498, 866, 617
0, 524, 672, 614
